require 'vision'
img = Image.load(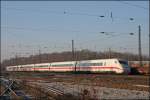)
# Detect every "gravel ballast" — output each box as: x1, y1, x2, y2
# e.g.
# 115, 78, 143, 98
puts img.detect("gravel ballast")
31, 82, 150, 99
